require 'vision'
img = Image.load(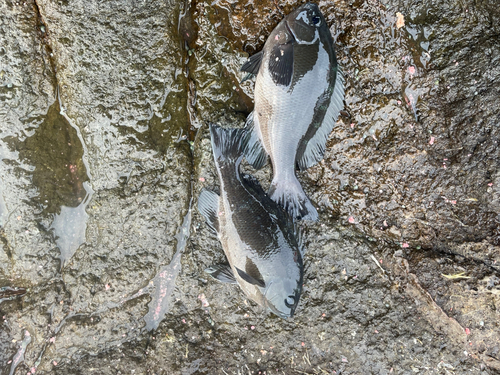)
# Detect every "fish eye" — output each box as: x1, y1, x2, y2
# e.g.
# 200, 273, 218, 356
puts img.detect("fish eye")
311, 15, 321, 25
284, 295, 296, 308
